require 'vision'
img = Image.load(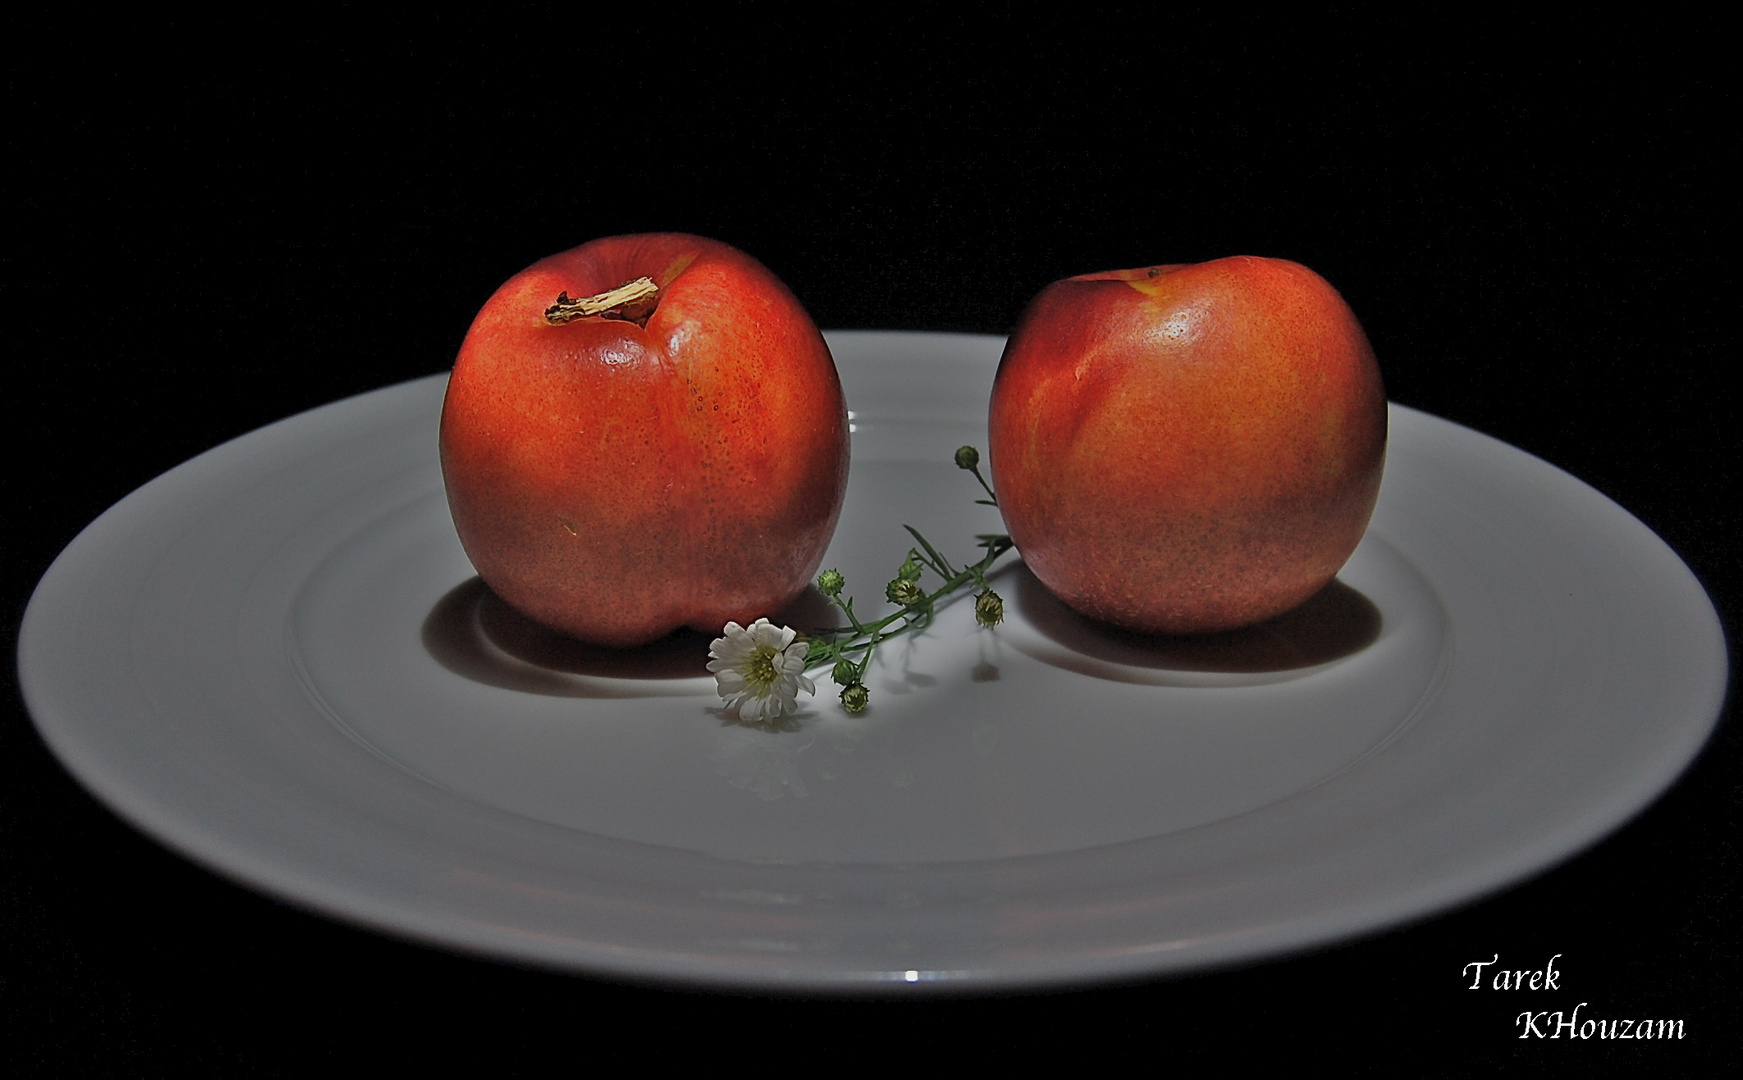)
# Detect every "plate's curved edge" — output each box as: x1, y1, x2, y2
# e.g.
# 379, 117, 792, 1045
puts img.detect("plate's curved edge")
1385, 398, 1731, 732
17, 369, 451, 753
1387, 400, 1729, 638
1377, 400, 1731, 908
